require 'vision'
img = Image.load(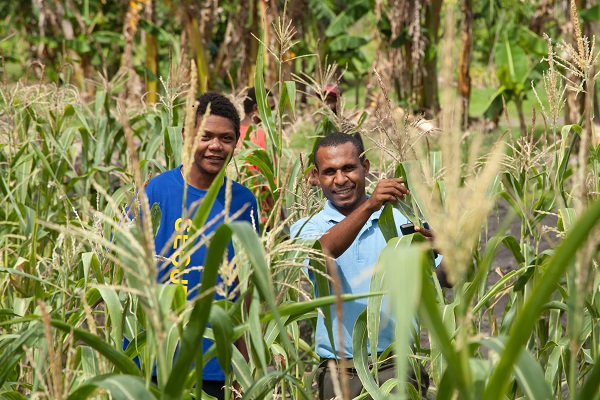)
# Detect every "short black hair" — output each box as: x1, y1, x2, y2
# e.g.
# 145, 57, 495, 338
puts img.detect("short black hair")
313, 131, 365, 170
195, 92, 240, 139
243, 87, 274, 115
